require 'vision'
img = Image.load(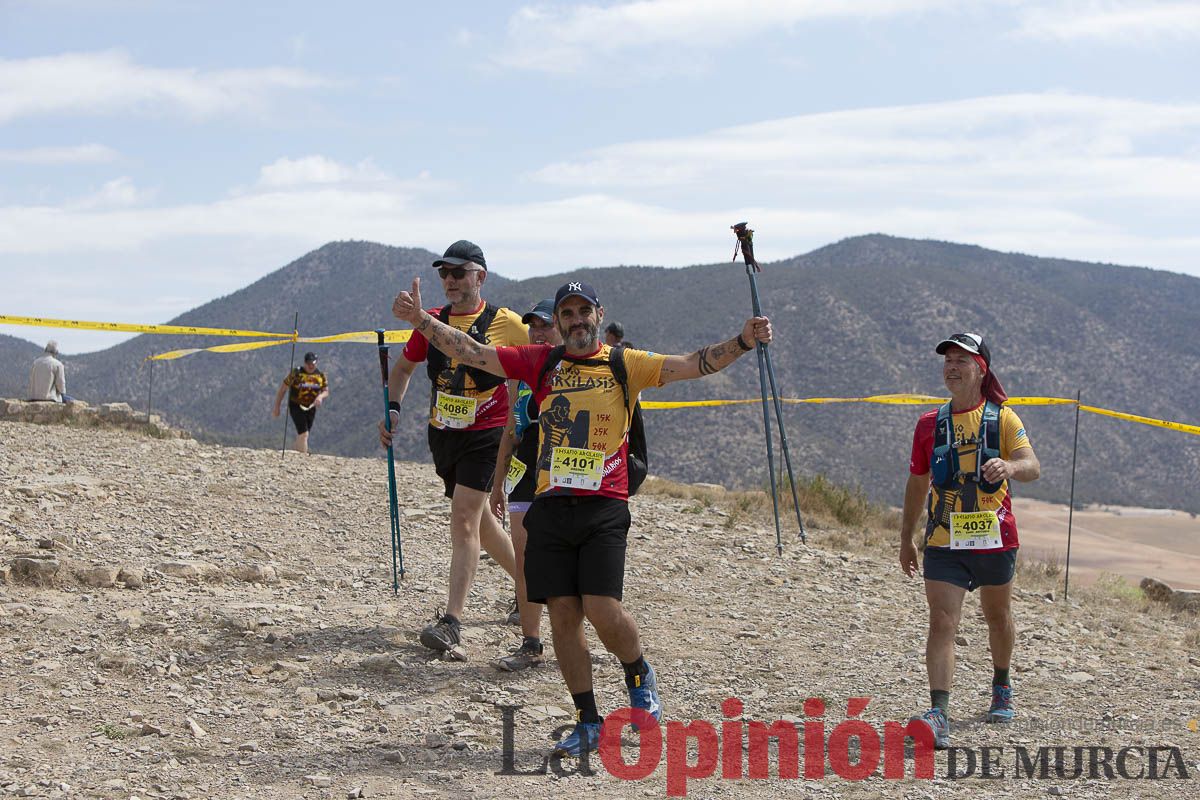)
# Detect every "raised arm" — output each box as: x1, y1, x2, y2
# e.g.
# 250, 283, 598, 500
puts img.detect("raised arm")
659, 316, 771, 385
391, 277, 506, 378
